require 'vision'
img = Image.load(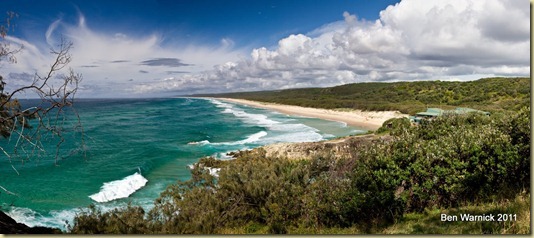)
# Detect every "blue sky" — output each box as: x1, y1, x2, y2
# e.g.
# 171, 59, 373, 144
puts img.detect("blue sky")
0, 0, 530, 98
3, 0, 399, 47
